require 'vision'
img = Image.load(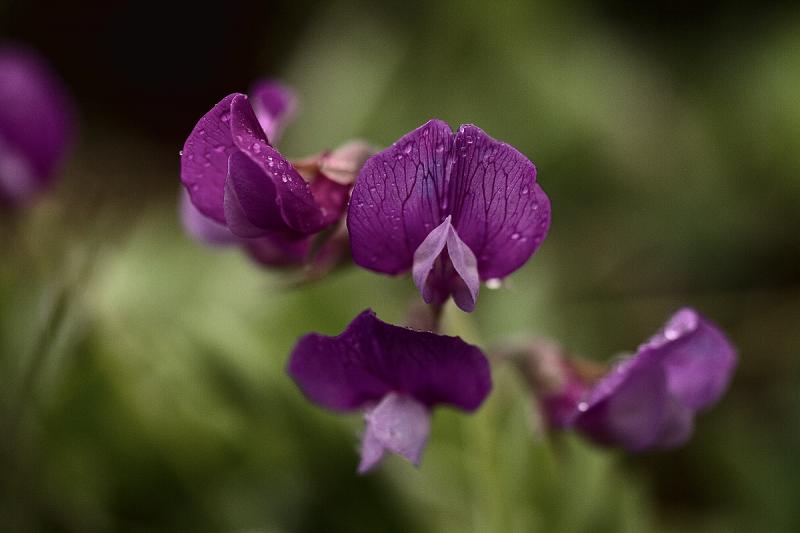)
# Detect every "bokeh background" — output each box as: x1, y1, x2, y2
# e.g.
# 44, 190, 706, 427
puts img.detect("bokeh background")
2, 0, 799, 531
